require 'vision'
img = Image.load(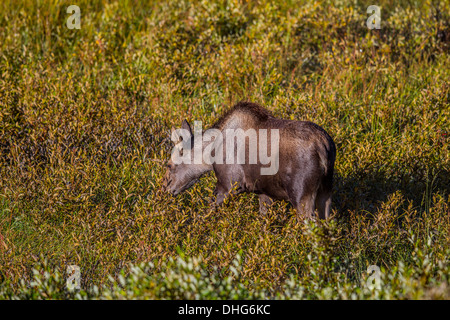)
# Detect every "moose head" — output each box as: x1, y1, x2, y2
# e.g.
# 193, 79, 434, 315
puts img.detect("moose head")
162, 120, 212, 196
